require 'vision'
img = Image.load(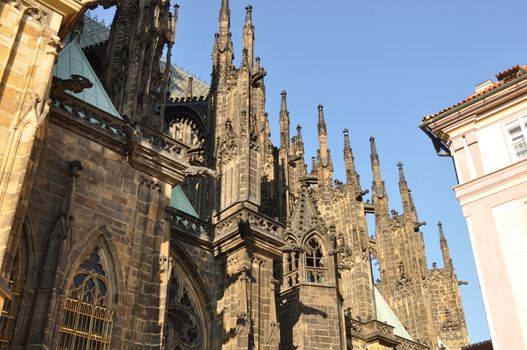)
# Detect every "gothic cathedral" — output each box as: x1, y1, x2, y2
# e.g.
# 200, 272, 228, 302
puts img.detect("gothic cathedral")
0, 0, 469, 349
